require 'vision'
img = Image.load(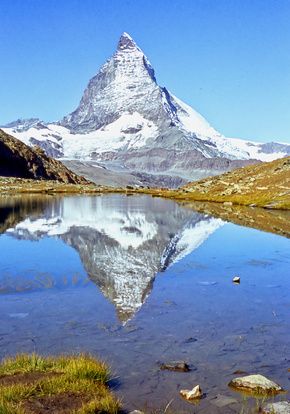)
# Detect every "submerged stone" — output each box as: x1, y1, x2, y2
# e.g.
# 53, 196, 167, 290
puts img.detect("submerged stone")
160, 361, 190, 372
184, 337, 198, 344
232, 370, 248, 375
229, 374, 283, 395
263, 401, 290, 413
210, 394, 238, 408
